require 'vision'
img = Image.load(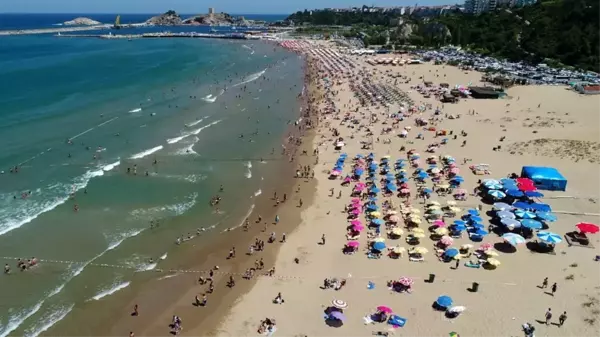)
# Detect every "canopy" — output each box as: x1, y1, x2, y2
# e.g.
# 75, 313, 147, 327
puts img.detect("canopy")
332, 299, 348, 309
520, 166, 567, 191
347, 241, 360, 247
